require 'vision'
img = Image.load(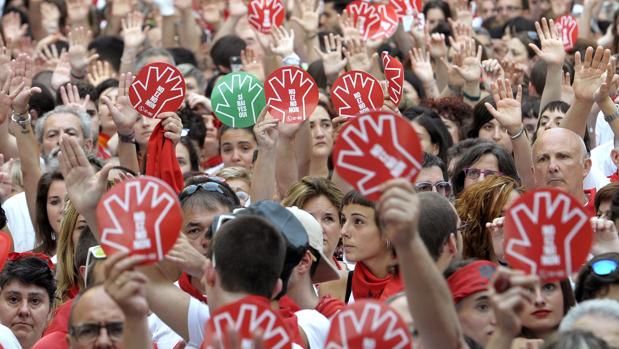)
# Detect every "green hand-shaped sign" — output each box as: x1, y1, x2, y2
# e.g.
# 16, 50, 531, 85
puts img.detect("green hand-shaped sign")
211, 72, 266, 128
